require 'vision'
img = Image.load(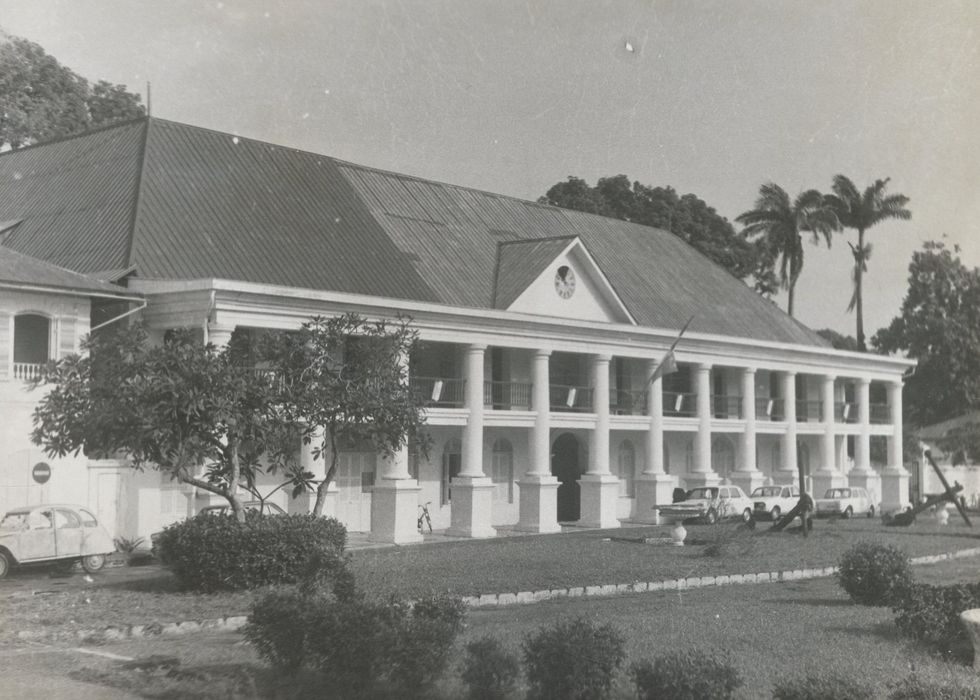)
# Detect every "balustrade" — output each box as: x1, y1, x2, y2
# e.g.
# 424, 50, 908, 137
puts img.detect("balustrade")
484, 380, 533, 410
